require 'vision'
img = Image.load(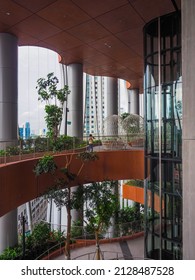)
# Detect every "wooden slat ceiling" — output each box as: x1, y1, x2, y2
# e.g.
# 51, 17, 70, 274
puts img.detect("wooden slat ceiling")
0, 0, 181, 89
